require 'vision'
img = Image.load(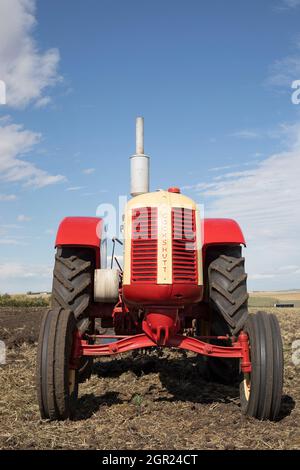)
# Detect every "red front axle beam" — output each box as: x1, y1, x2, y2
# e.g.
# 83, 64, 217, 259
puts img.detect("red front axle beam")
73, 331, 251, 373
